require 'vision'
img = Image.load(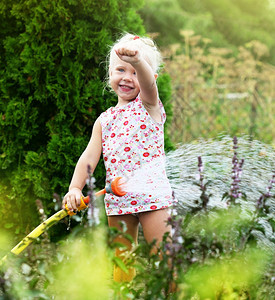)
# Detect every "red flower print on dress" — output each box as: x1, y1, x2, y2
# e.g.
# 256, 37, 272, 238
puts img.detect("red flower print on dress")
124, 121, 128, 125
124, 147, 131, 152
131, 200, 137, 205
140, 124, 146, 129
111, 158, 116, 163
143, 152, 149, 157
111, 133, 115, 138
150, 205, 157, 210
